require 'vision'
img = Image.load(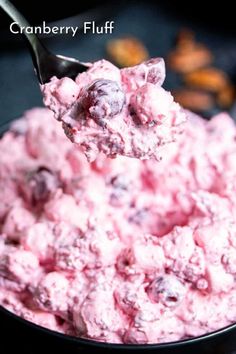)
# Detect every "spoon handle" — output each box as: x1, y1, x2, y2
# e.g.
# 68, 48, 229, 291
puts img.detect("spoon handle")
0, 0, 49, 75
0, 0, 88, 83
